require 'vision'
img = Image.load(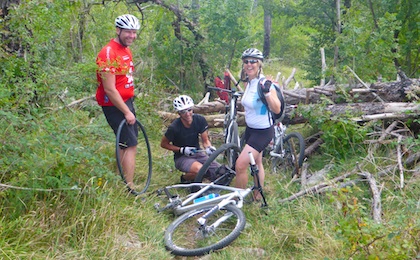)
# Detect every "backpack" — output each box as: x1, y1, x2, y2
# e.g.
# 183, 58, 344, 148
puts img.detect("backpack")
257, 78, 285, 122
214, 76, 230, 104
